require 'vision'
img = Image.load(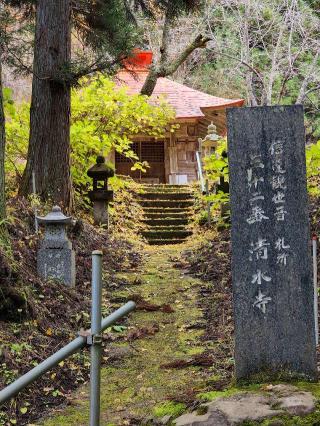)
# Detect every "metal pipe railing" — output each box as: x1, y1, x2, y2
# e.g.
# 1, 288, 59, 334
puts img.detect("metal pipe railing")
313, 235, 318, 346
196, 151, 205, 193
0, 300, 135, 406
90, 251, 103, 425
205, 179, 211, 227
